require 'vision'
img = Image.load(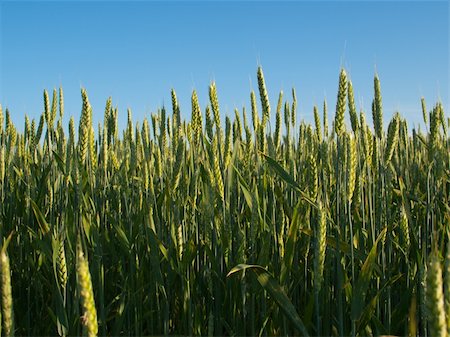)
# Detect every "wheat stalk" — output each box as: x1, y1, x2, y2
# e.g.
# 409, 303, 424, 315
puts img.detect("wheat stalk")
77, 243, 98, 337
334, 69, 347, 137
1, 247, 14, 337
426, 253, 446, 337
